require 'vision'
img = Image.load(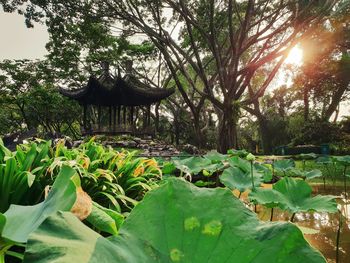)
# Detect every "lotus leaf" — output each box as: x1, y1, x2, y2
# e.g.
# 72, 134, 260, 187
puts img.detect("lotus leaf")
297, 153, 317, 160
316, 156, 331, 164
220, 166, 263, 192
333, 155, 350, 166
273, 159, 295, 175
254, 163, 273, 182
227, 149, 249, 157
203, 151, 227, 163
24, 178, 326, 263
291, 169, 323, 180
250, 177, 337, 214
172, 157, 223, 175
227, 156, 251, 171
